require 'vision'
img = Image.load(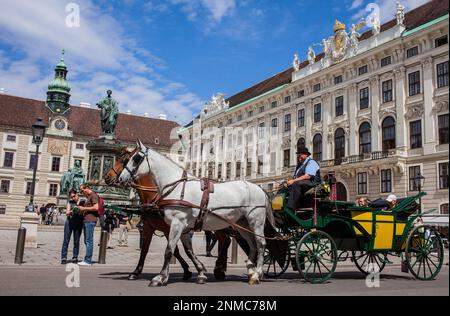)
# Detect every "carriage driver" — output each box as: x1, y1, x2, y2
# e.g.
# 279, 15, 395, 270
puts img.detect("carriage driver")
286, 147, 321, 210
